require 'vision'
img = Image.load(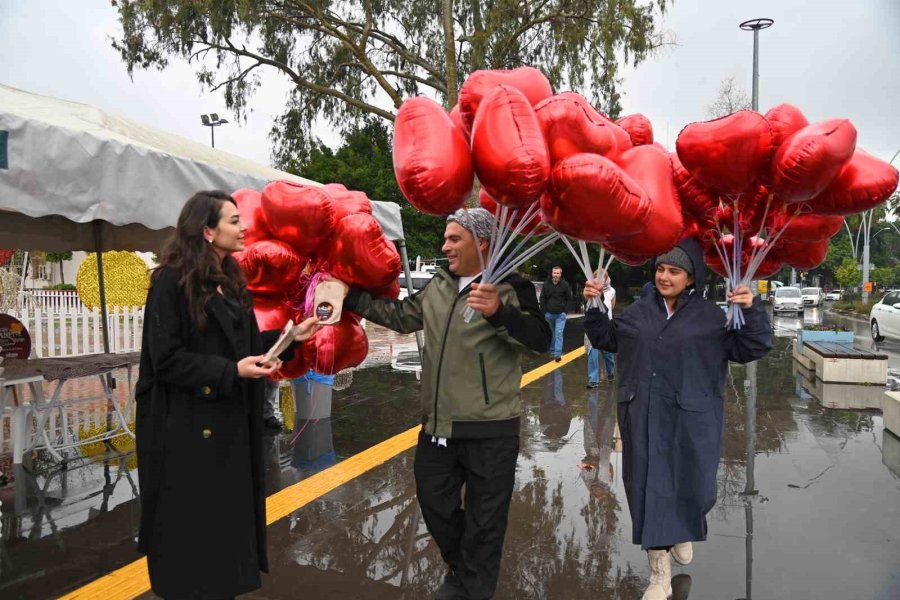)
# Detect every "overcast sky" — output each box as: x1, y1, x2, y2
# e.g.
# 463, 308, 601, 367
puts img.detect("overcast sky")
2, 0, 898, 169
